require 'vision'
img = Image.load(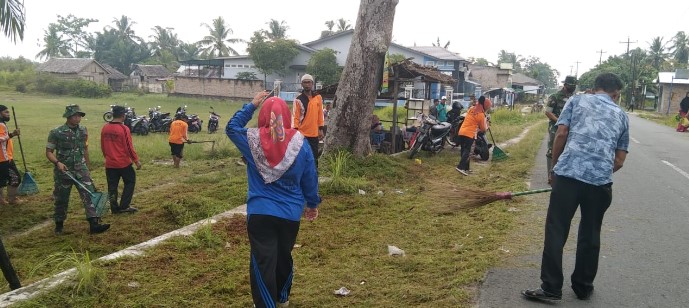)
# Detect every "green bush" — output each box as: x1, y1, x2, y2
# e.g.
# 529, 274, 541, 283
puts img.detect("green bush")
68, 79, 112, 98
15, 83, 26, 93
35, 75, 70, 95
